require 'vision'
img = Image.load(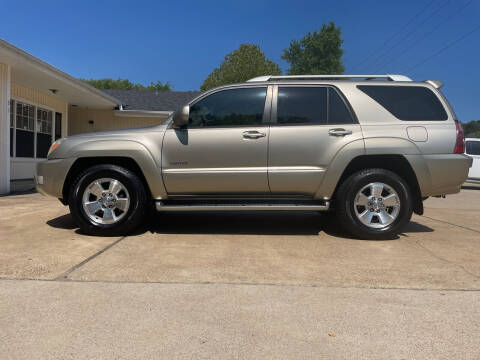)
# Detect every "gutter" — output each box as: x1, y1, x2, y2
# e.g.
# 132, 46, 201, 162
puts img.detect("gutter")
114, 109, 173, 118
